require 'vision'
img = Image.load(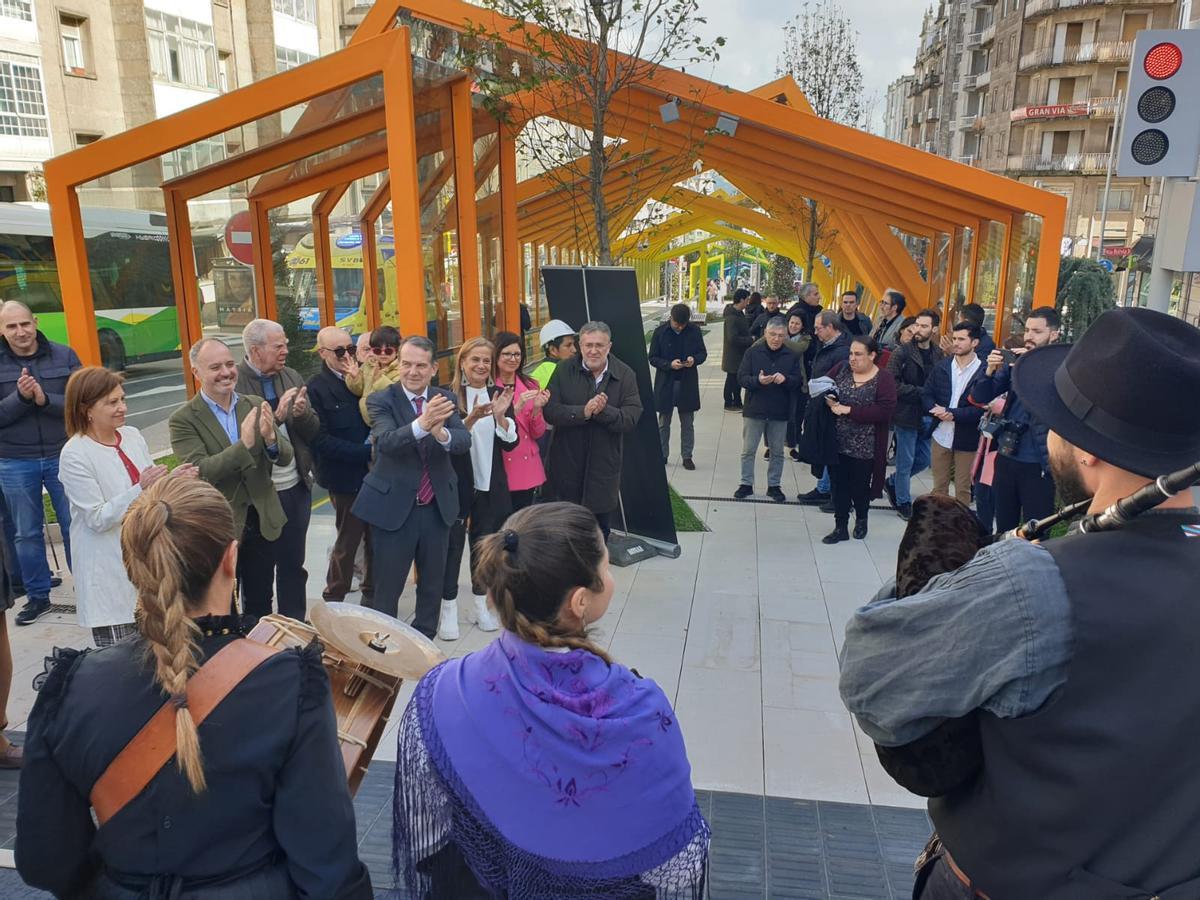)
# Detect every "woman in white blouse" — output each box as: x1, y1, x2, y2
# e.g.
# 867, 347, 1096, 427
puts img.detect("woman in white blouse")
439, 338, 517, 641
59, 367, 197, 647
